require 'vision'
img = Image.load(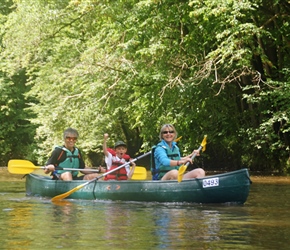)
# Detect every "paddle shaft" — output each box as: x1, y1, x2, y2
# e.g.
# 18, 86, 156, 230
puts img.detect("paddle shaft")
87, 151, 151, 184
46, 166, 101, 172
185, 145, 203, 167
177, 135, 207, 182
8, 159, 146, 180
51, 151, 151, 201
